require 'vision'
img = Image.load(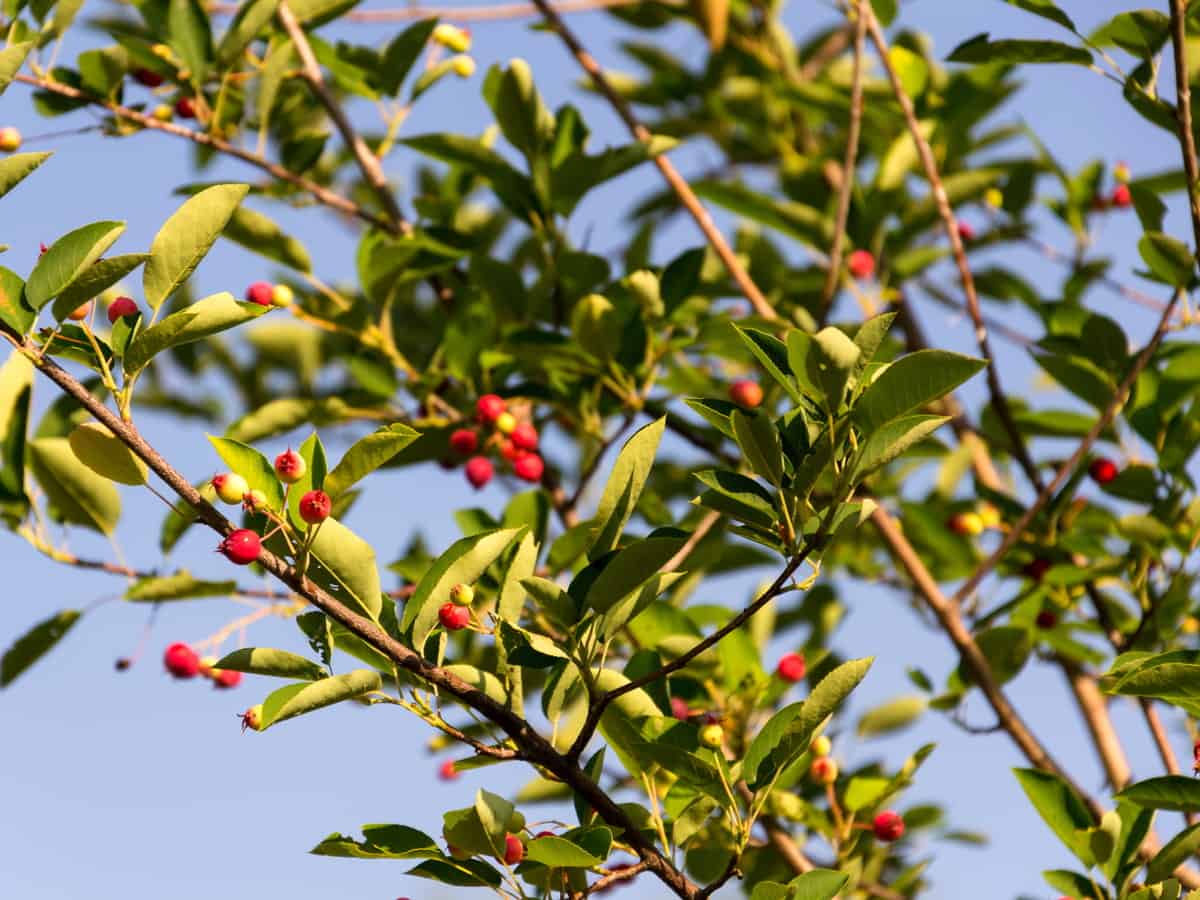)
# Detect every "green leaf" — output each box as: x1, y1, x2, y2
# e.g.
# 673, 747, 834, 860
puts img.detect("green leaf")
497, 620, 568, 669
583, 535, 685, 614
1014, 768, 1093, 863
731, 410, 784, 485
125, 572, 237, 601
788, 869, 850, 900
444, 664, 510, 706
854, 350, 986, 431
26, 221, 125, 310
68, 421, 148, 485
324, 423, 420, 497
947, 33, 1092, 66
745, 658, 873, 788
0, 609, 80, 687
808, 326, 860, 412
524, 835, 602, 868
29, 437, 121, 534
694, 469, 776, 528
207, 435, 286, 511
1005, 0, 1074, 31
856, 695, 927, 738
0, 267, 32, 335
124, 292, 270, 374
260, 669, 381, 729
844, 776, 891, 813
1139, 232, 1195, 287
0, 43, 32, 96
1118, 776, 1200, 812
0, 151, 51, 200
222, 205, 312, 272
310, 824, 441, 859
216, 0, 279, 66
50, 254, 150, 322
0, 349, 32, 505
853, 415, 949, 478
144, 184, 249, 310
403, 528, 522, 649
168, 0, 214, 83
694, 181, 831, 250
378, 18, 437, 96
307, 516, 383, 620
589, 417, 665, 559
214, 647, 327, 680
734, 325, 802, 404
493, 58, 555, 161
1147, 823, 1200, 884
